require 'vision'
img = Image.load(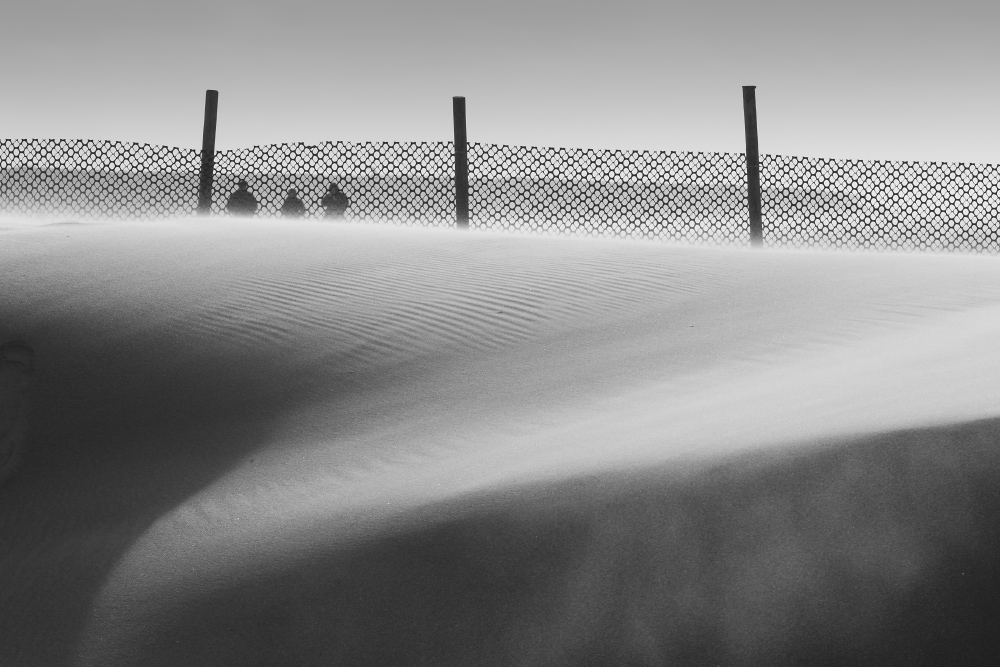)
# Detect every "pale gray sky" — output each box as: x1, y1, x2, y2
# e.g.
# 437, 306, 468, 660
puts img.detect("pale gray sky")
4, 0, 999, 162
